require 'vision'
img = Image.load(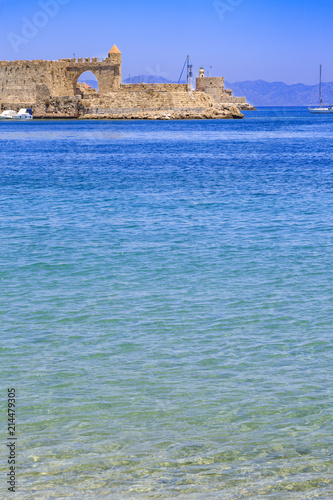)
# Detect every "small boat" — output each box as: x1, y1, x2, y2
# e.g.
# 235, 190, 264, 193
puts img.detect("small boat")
309, 106, 333, 114
309, 65, 333, 114
0, 110, 17, 120
15, 108, 33, 120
